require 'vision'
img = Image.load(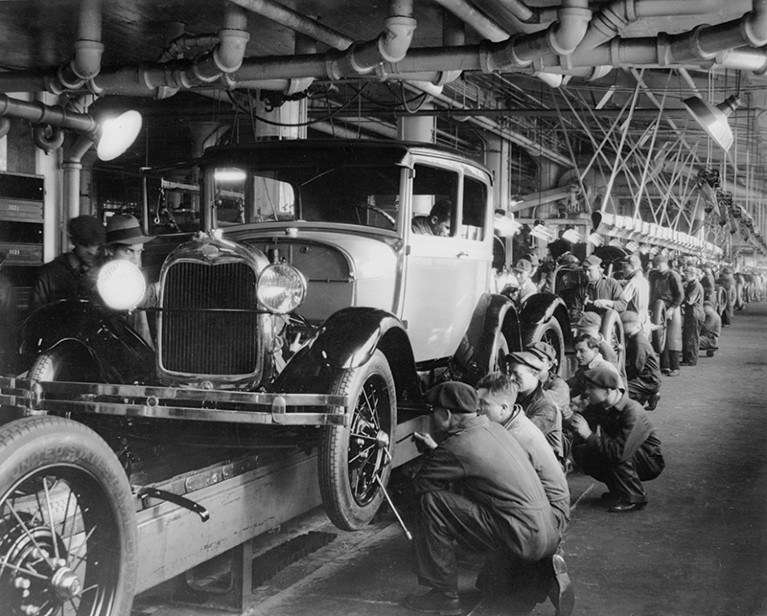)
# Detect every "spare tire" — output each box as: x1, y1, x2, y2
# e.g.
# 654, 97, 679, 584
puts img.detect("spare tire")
599, 308, 625, 370
650, 299, 667, 354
